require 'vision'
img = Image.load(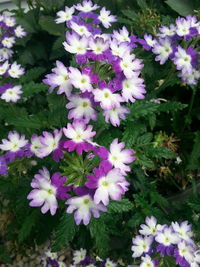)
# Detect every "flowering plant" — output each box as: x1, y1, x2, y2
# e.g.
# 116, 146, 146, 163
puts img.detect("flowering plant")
0, 0, 200, 265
